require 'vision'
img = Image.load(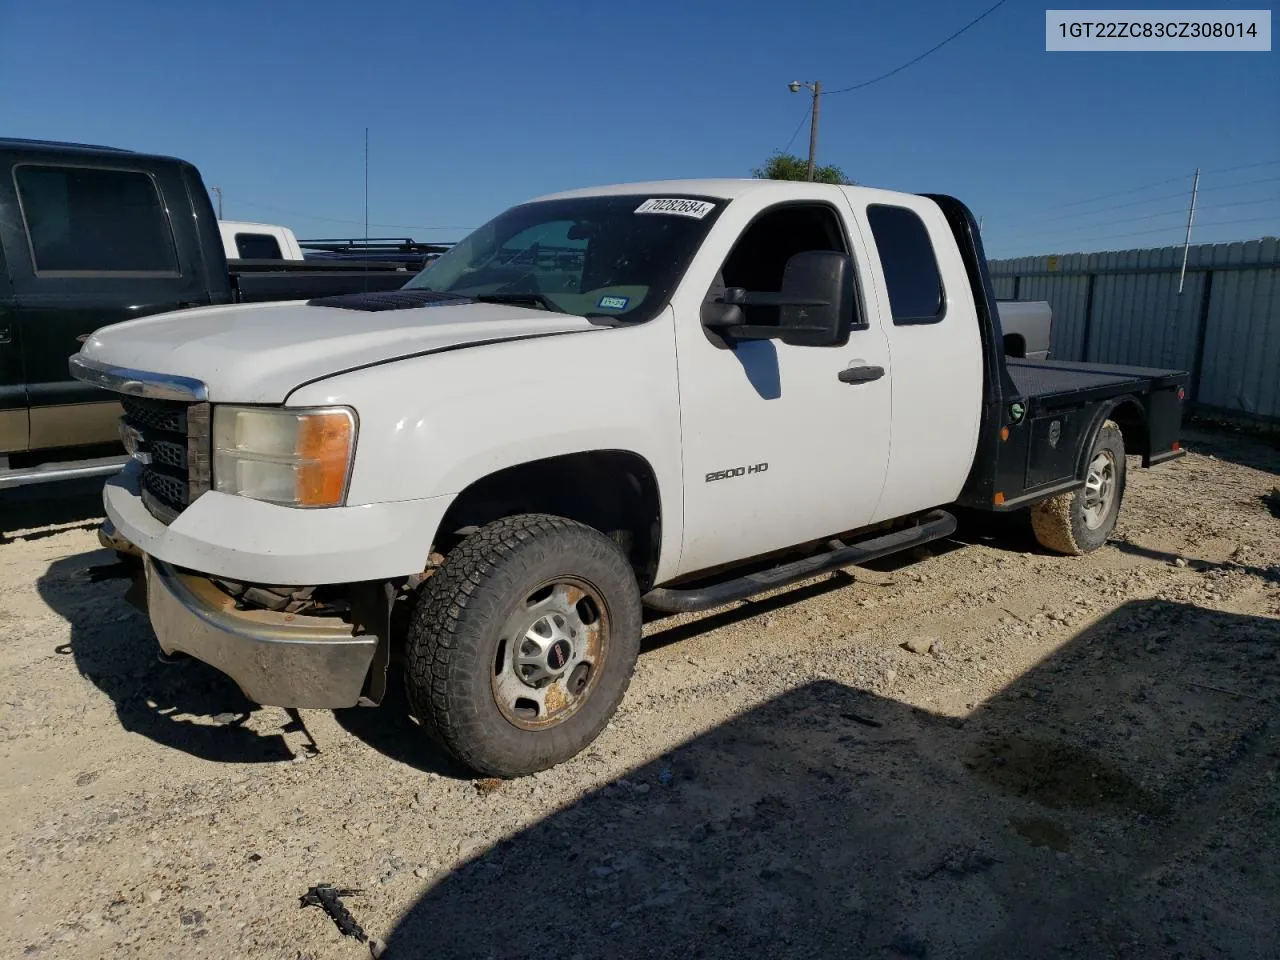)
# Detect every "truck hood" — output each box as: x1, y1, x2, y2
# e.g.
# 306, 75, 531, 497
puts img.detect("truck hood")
77, 299, 600, 403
